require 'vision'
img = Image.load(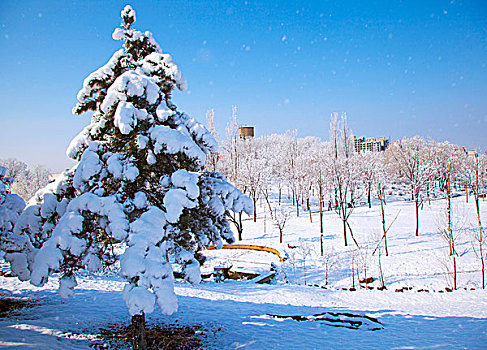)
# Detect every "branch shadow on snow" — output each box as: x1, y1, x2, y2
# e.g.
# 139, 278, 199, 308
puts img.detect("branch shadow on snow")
170, 290, 487, 349
0, 287, 128, 349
